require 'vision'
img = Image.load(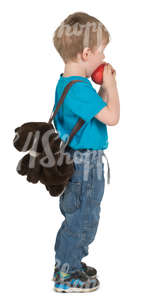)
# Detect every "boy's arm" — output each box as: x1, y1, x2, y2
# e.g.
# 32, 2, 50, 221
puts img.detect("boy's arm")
95, 83, 120, 126
98, 85, 108, 103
